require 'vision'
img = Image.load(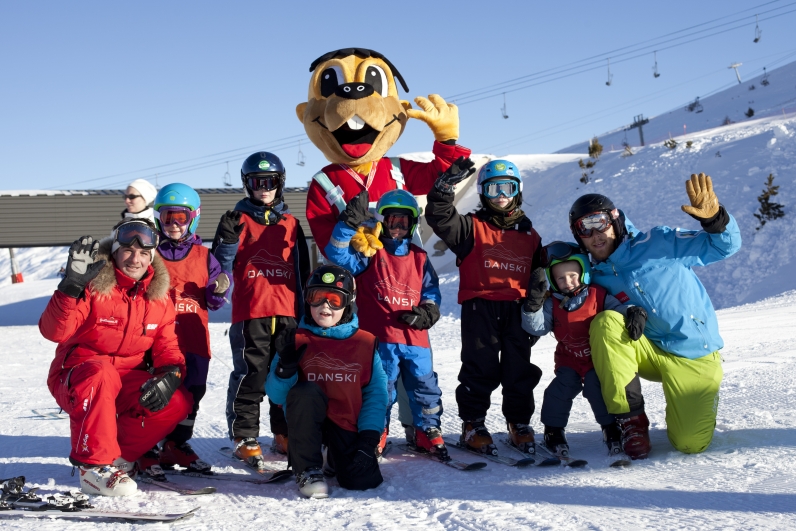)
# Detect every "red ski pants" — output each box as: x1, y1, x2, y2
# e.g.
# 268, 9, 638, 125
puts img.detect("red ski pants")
49, 359, 193, 465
